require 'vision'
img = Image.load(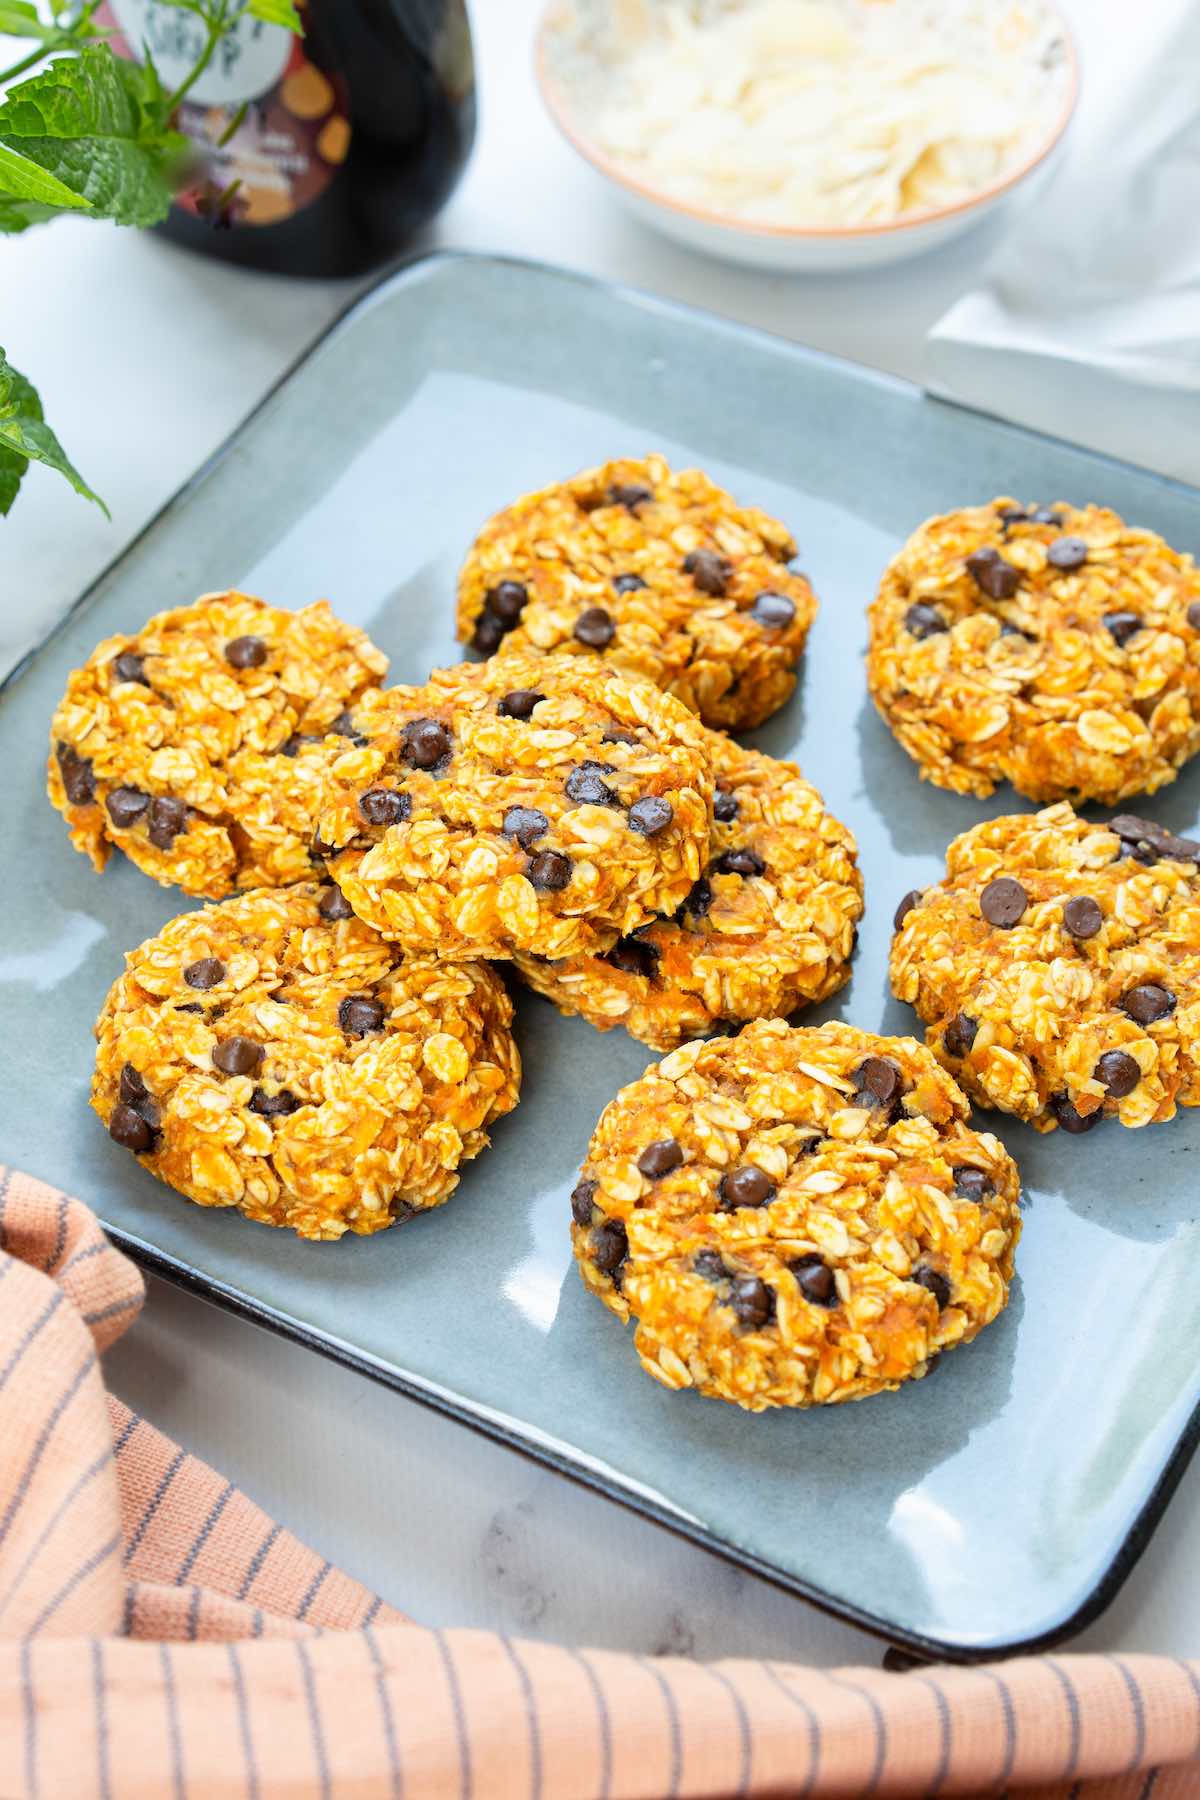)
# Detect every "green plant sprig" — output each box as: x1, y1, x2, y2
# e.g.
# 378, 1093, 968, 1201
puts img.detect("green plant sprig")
0, 0, 302, 518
